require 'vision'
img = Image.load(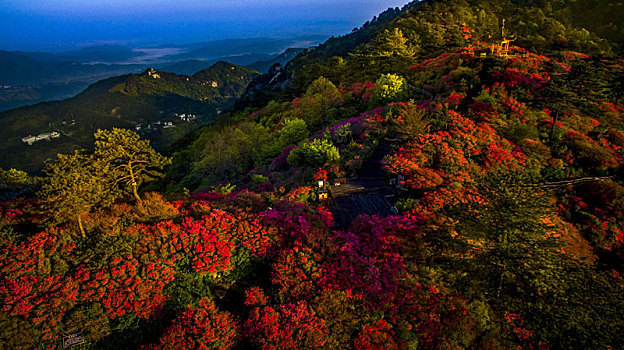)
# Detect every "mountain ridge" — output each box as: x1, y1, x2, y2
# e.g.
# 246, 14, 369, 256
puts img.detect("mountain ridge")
0, 62, 259, 172
235, 0, 622, 108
